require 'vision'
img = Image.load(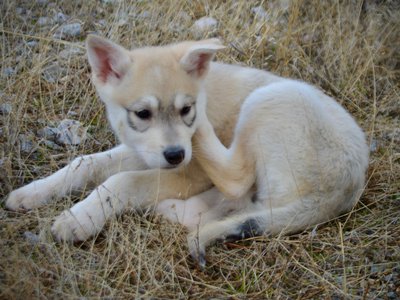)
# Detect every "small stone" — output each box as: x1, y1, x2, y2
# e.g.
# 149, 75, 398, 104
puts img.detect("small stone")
169, 12, 192, 33
371, 264, 386, 273
23, 231, 41, 245
19, 134, 35, 153
37, 126, 59, 140
37, 16, 53, 26
117, 18, 128, 27
0, 103, 12, 115
67, 110, 79, 117
16, 7, 26, 15
310, 226, 318, 238
43, 140, 63, 150
176, 11, 191, 23
42, 63, 67, 83
251, 6, 270, 21
53, 23, 82, 39
59, 44, 85, 59
384, 128, 400, 144
26, 40, 39, 48
278, 0, 291, 11
369, 139, 378, 152
385, 274, 393, 282
2, 67, 15, 77
191, 16, 218, 38
304, 65, 315, 75
97, 19, 107, 28
54, 12, 69, 24
55, 119, 87, 145
136, 11, 151, 19
36, 0, 48, 5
